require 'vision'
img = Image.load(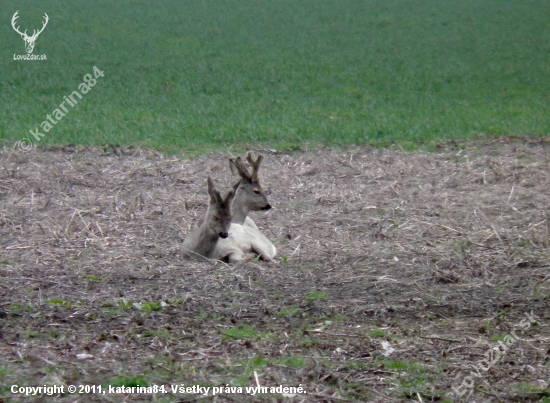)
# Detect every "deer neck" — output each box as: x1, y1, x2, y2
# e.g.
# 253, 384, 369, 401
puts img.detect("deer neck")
194, 221, 221, 257
231, 194, 249, 225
